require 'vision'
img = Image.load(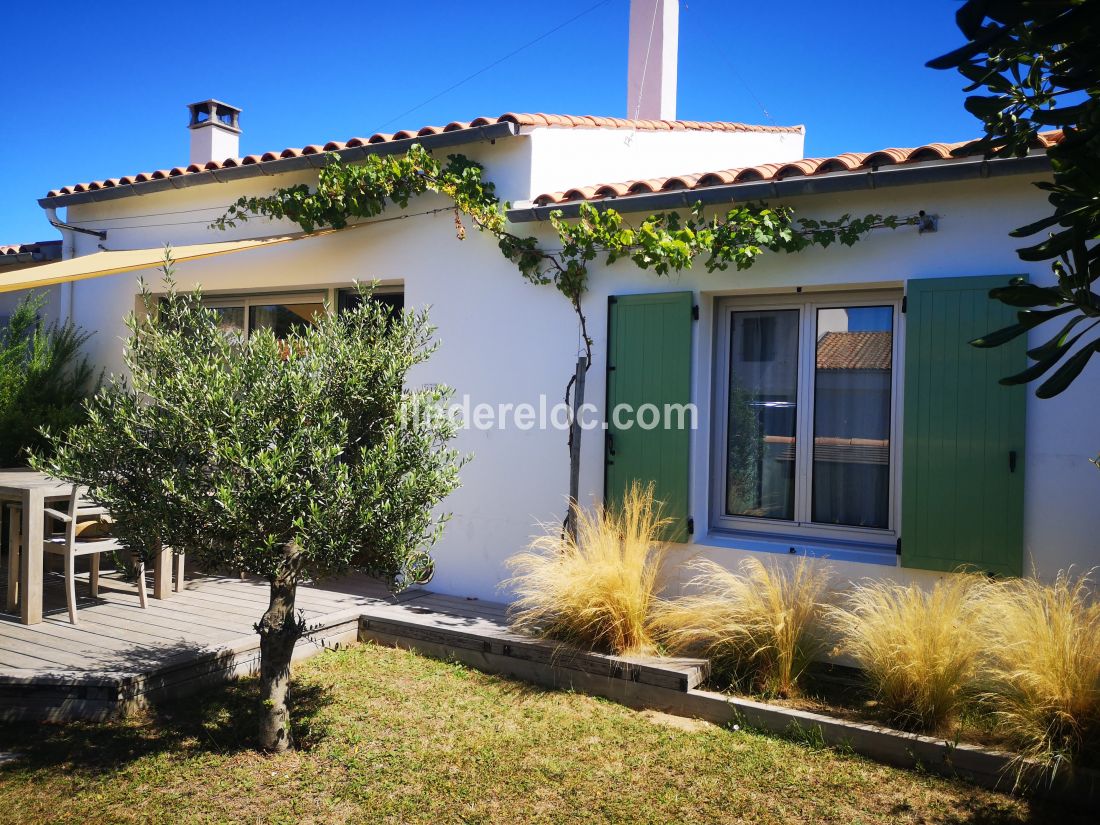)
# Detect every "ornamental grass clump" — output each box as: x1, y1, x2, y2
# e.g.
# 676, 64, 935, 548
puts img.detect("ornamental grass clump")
828, 575, 989, 732
505, 482, 670, 656
654, 557, 831, 697
976, 571, 1100, 768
